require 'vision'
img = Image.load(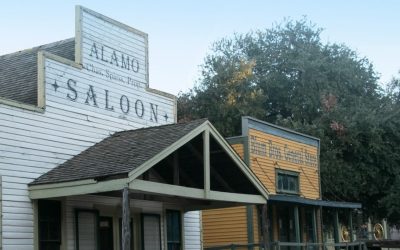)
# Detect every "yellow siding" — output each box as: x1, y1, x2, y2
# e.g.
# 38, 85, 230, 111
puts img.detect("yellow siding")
231, 143, 245, 160
202, 206, 248, 247
248, 128, 320, 199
